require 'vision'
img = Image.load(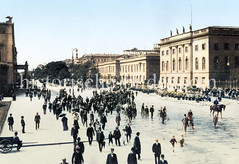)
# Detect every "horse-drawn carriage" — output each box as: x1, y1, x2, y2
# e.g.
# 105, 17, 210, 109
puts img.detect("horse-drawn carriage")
0, 137, 22, 153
